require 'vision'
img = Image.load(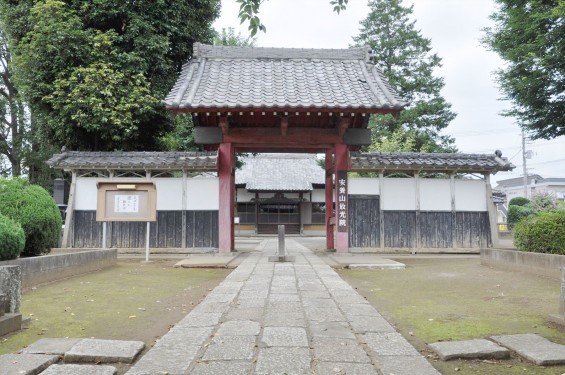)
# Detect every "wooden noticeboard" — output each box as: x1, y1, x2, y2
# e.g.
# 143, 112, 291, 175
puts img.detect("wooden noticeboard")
96, 181, 156, 222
